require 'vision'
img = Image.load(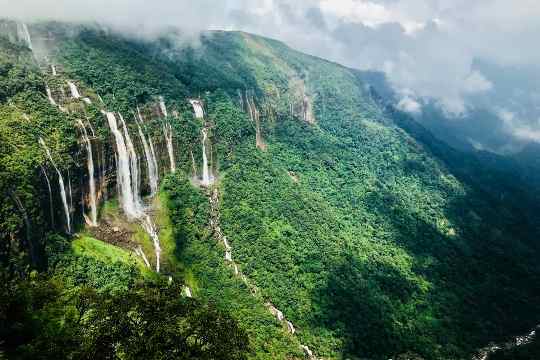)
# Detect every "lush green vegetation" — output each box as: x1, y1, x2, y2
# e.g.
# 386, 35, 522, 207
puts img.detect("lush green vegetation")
1, 271, 249, 359
162, 174, 302, 359
1, 21, 540, 360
